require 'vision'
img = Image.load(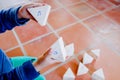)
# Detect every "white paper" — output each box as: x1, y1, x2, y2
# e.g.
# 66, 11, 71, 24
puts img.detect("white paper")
50, 37, 67, 62
92, 68, 105, 80
28, 5, 51, 26
65, 43, 74, 59
91, 49, 100, 57
83, 53, 94, 64
77, 62, 89, 76
63, 68, 75, 80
